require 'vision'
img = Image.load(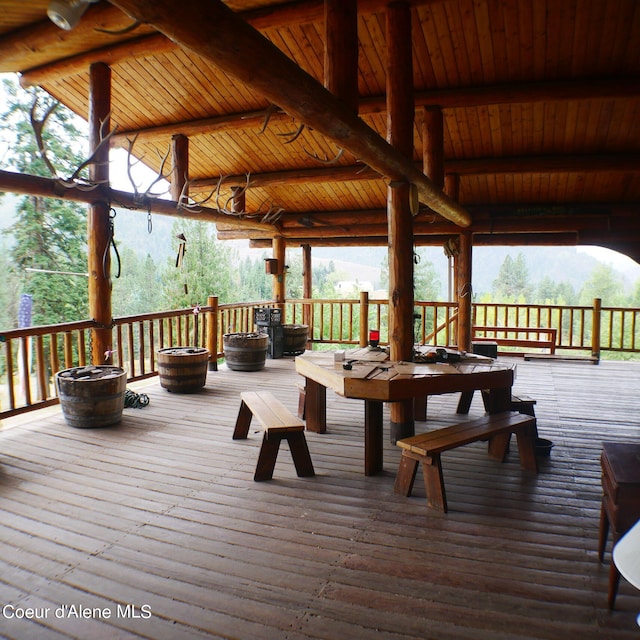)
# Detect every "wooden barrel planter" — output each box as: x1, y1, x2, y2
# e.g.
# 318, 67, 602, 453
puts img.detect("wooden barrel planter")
157, 347, 210, 393
55, 365, 127, 428
223, 332, 268, 371
282, 324, 309, 355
